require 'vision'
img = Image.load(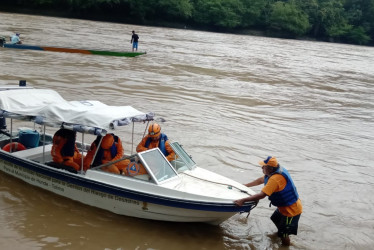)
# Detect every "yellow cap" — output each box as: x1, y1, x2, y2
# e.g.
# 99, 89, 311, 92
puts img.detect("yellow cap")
259, 156, 278, 168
